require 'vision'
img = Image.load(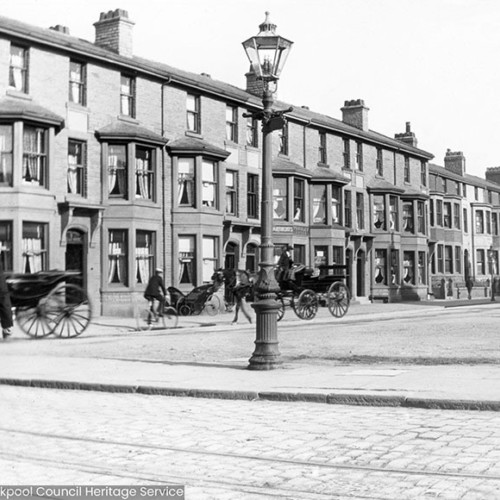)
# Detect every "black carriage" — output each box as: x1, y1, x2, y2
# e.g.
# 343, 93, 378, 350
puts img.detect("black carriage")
276, 264, 350, 321
6, 270, 92, 338
167, 283, 221, 316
